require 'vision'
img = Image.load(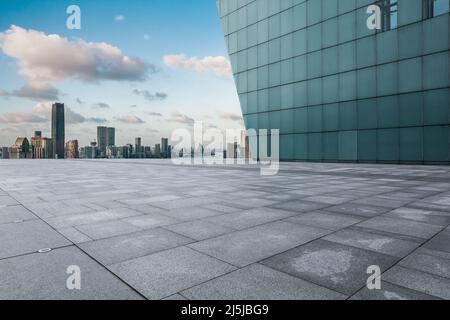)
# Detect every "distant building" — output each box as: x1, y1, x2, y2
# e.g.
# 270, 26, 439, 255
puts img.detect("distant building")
135, 137, 144, 158
65, 140, 79, 159
154, 144, 161, 158
161, 138, 169, 158
52, 103, 65, 159
97, 126, 108, 156
107, 127, 115, 148
30, 131, 53, 159
144, 146, 152, 158
116, 146, 126, 159
135, 137, 141, 148
96, 126, 115, 156
227, 142, 238, 159
106, 146, 118, 158
80, 141, 99, 159
125, 144, 134, 158
10, 137, 31, 159
0, 147, 9, 159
